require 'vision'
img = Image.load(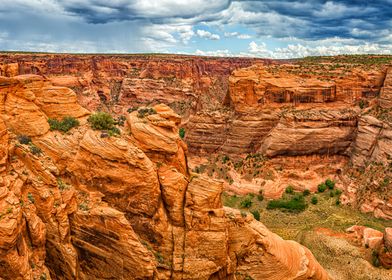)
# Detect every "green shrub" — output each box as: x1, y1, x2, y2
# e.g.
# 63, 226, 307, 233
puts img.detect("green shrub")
115, 115, 126, 126
17, 135, 32, 145
48, 116, 79, 132
267, 195, 307, 212
371, 250, 381, 267
335, 189, 342, 196
27, 193, 35, 204
240, 197, 252, 208
325, 179, 335, 190
88, 112, 120, 135
222, 155, 229, 164
311, 196, 318, 205
137, 108, 156, 118
57, 178, 69, 191
303, 189, 311, 196
257, 194, 264, 201
329, 191, 334, 197
127, 107, 138, 113
179, 127, 186, 139
88, 112, 115, 130
285, 186, 294, 194
79, 202, 89, 211
251, 210, 260, 221
29, 144, 42, 156
335, 199, 341, 206
317, 183, 327, 193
